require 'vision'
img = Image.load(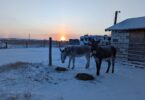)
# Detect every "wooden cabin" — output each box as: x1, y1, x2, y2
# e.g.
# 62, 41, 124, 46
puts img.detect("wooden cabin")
105, 16, 145, 63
